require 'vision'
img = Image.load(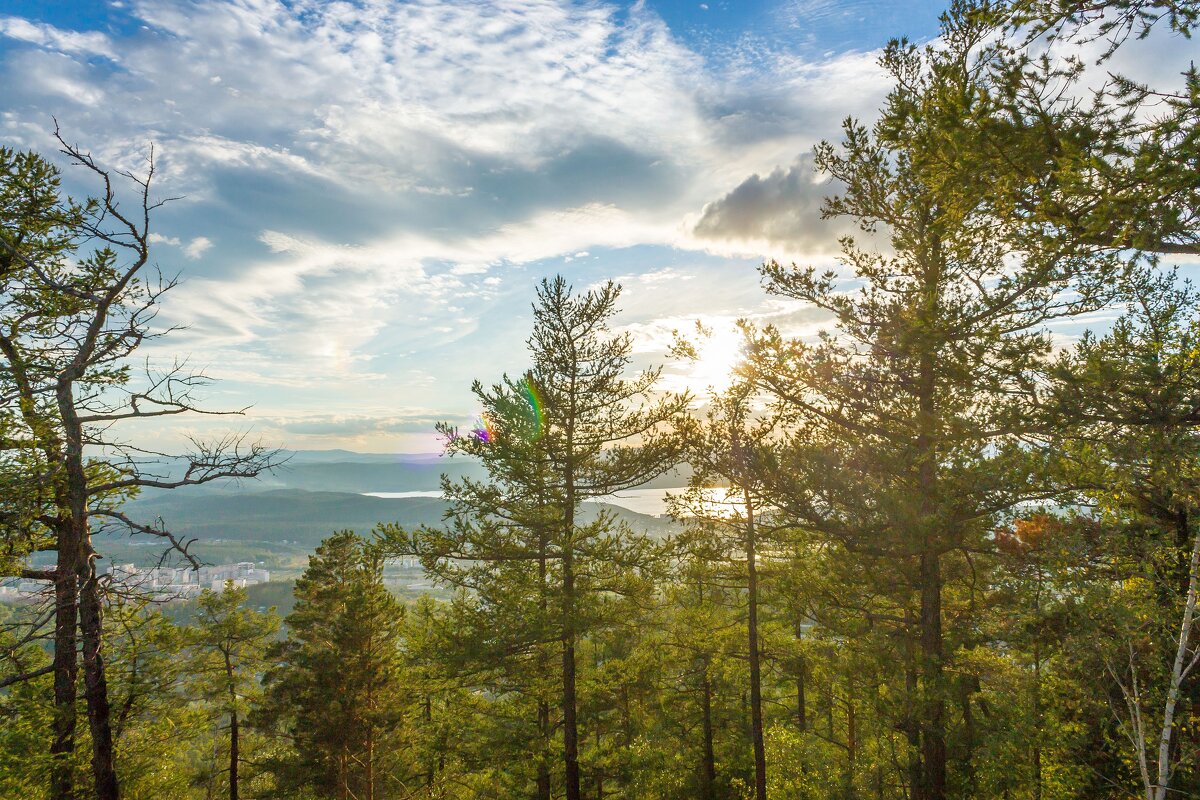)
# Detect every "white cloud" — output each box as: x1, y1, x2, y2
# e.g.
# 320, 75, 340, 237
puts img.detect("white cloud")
0, 0, 905, 450
184, 236, 213, 259
0, 17, 115, 58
